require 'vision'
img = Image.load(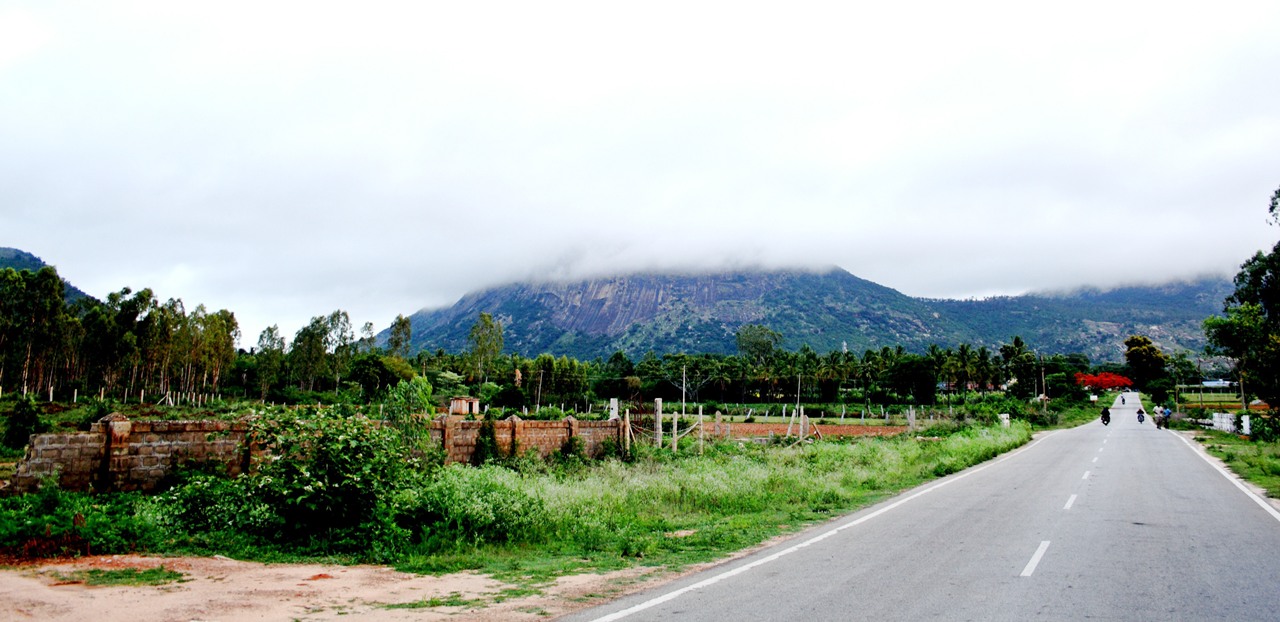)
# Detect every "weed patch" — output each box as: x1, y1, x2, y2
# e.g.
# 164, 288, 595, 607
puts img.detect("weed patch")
50, 565, 186, 587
